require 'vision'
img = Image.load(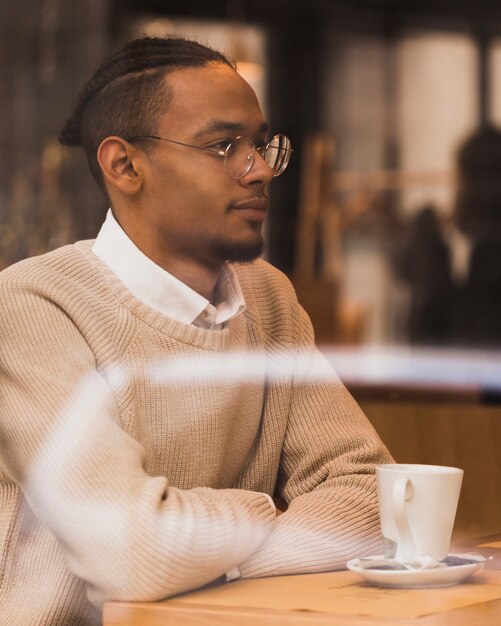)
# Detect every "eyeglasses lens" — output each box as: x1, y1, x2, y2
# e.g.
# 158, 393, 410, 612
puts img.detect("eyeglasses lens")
224, 134, 292, 179
264, 135, 292, 177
